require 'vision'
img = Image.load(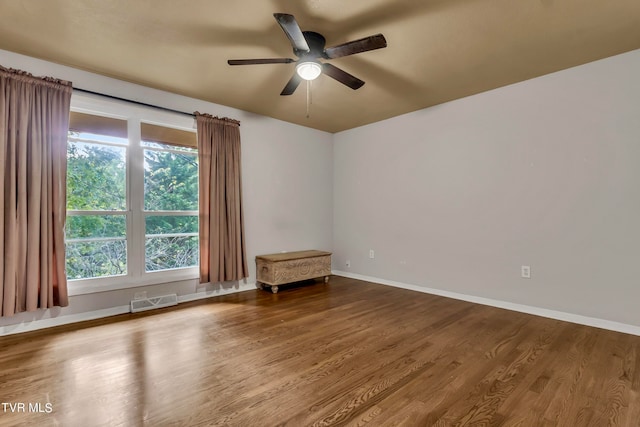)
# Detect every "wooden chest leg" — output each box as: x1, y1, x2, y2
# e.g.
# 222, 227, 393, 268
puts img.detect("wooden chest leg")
324, 276, 330, 283
271, 285, 279, 294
